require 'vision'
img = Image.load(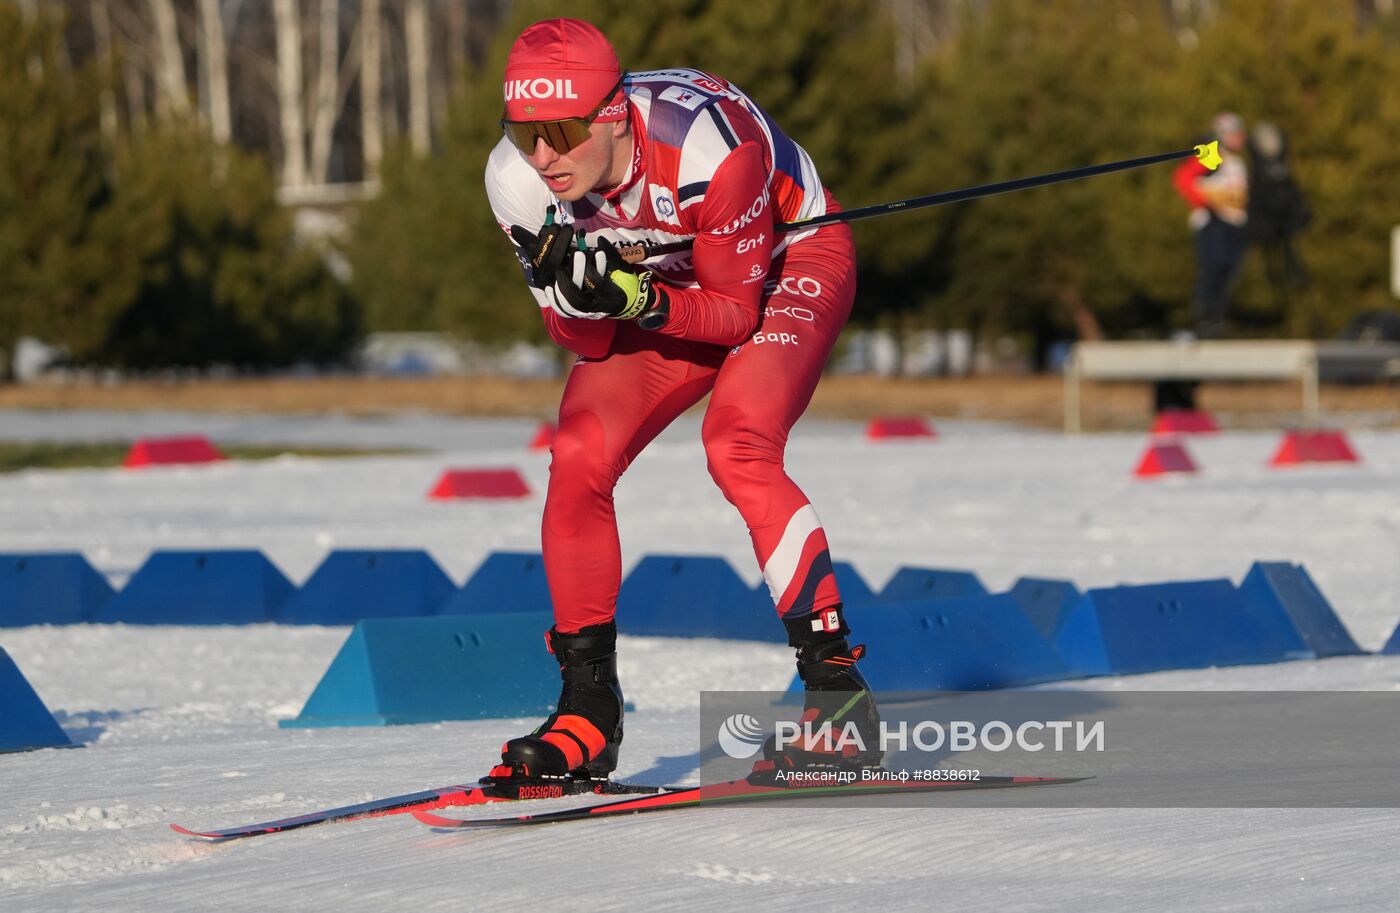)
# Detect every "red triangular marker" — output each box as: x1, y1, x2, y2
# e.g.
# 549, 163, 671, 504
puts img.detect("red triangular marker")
123, 436, 225, 468
1269, 430, 1359, 466
1133, 439, 1198, 477
429, 468, 531, 500
866, 416, 937, 440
